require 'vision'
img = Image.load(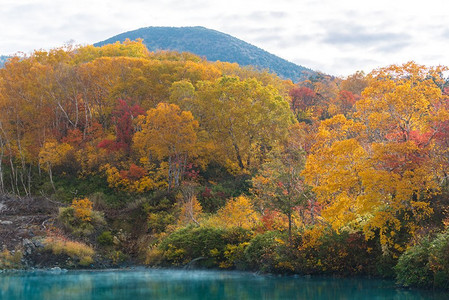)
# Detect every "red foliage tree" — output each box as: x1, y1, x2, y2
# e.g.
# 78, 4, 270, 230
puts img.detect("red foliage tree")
98, 99, 144, 153
114, 99, 144, 152
335, 90, 356, 114
289, 86, 316, 112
